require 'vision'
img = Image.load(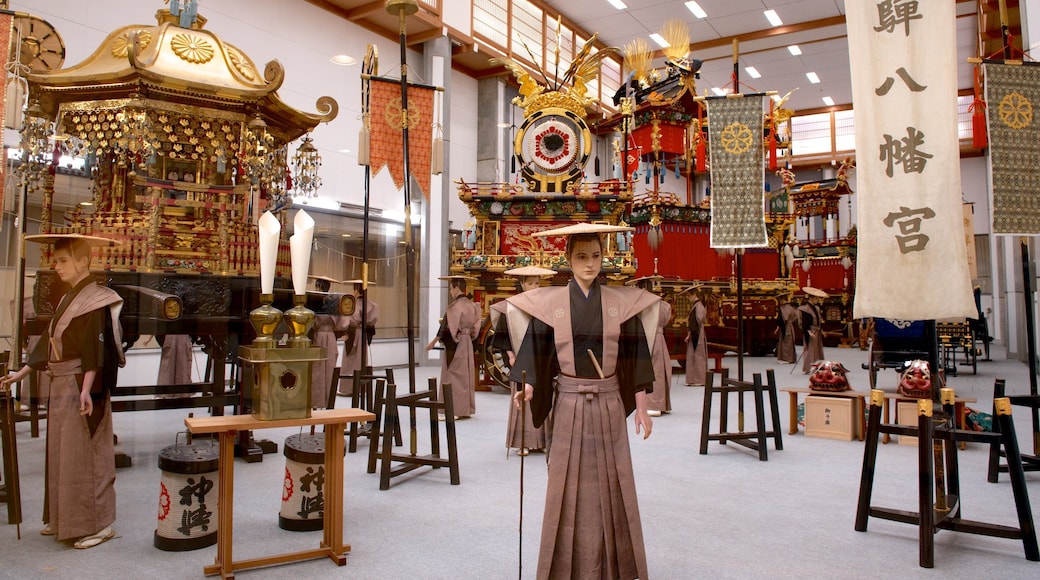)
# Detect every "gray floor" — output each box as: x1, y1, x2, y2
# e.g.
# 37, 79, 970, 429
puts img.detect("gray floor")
1, 345, 1039, 579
